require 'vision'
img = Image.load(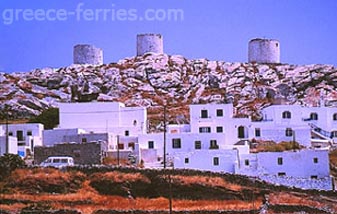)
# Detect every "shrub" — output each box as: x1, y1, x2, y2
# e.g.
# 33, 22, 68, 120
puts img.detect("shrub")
89, 171, 151, 197
0, 154, 26, 180
29, 108, 59, 129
